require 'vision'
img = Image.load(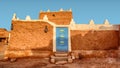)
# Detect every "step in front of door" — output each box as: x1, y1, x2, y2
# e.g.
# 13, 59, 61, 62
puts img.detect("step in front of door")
54, 52, 68, 57
50, 52, 73, 64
